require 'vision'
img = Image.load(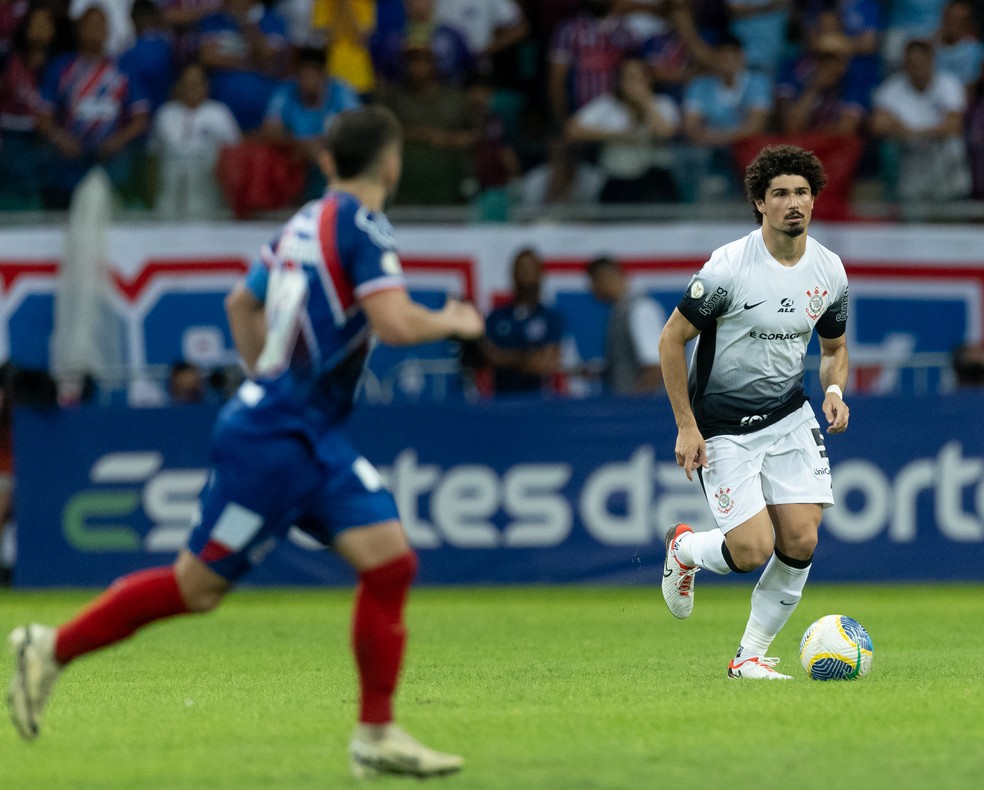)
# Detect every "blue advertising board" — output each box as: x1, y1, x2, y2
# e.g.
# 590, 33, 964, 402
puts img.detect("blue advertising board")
12, 393, 984, 587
